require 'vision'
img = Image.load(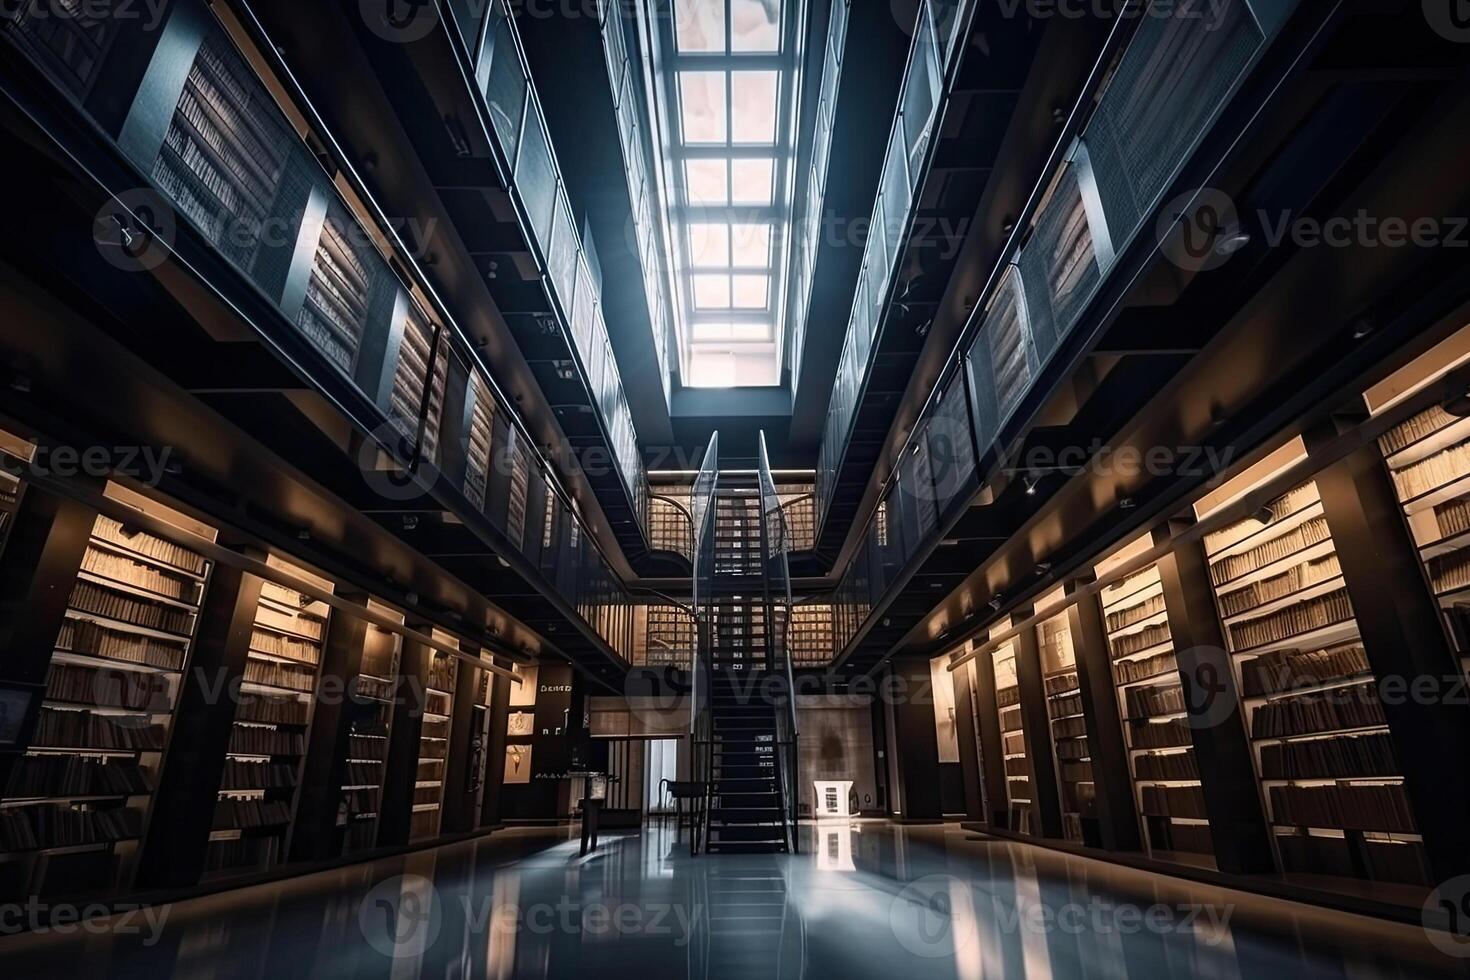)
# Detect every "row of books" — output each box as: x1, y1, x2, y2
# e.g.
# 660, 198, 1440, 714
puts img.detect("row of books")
32, 707, 165, 751
1044, 671, 1079, 697
342, 787, 377, 814
70, 581, 195, 636
220, 759, 298, 791
48, 661, 170, 711
344, 762, 383, 789
1379, 405, 1454, 457
1269, 782, 1416, 834
412, 784, 441, 807
1433, 496, 1470, 540
1059, 761, 1093, 785
236, 696, 310, 727
94, 516, 207, 576
255, 605, 325, 643
1250, 680, 1385, 739
0, 803, 143, 852
1050, 692, 1083, 718
1002, 732, 1026, 757
1211, 517, 1331, 587
1240, 644, 1371, 698
243, 657, 315, 693
1228, 587, 1353, 652
1106, 592, 1166, 635
1206, 485, 1321, 554
250, 629, 321, 666
1128, 717, 1193, 750
82, 546, 197, 603
424, 690, 453, 718
428, 654, 457, 695
1259, 731, 1399, 781
1218, 554, 1342, 618
1055, 735, 1089, 760
417, 739, 447, 763
1135, 749, 1199, 782
996, 685, 1021, 708
1428, 547, 1470, 595
213, 797, 291, 831
1112, 622, 1171, 658
349, 735, 386, 762
1125, 683, 1185, 721
1114, 650, 1177, 686
57, 618, 186, 671
417, 758, 444, 783
1140, 784, 1207, 819
354, 675, 393, 703
1277, 832, 1427, 886
229, 726, 305, 757
1390, 441, 1470, 499
421, 719, 449, 741
7, 755, 151, 798
999, 706, 1022, 734
1052, 716, 1087, 741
